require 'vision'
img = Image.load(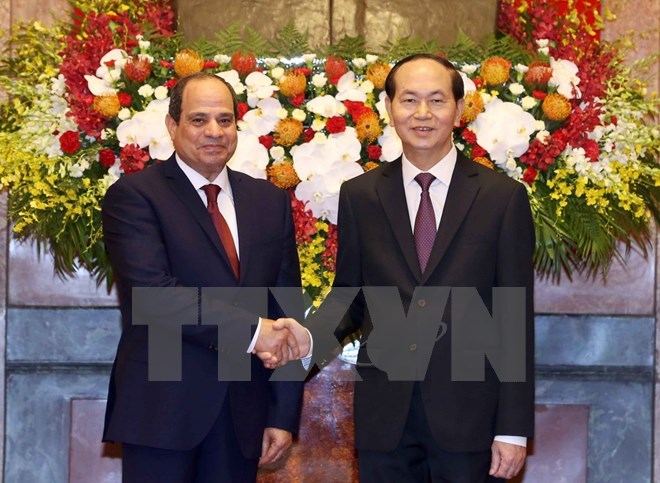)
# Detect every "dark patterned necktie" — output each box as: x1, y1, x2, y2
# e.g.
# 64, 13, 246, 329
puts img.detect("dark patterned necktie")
202, 184, 240, 279
414, 173, 437, 273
